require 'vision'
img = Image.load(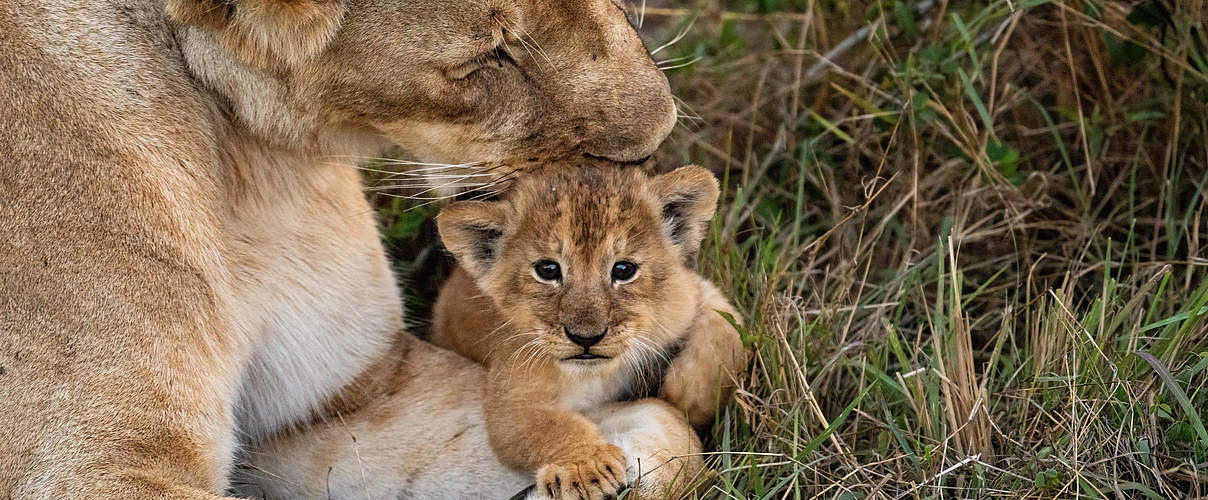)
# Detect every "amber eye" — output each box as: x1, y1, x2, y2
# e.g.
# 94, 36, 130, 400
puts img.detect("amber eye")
533, 260, 562, 283
611, 261, 639, 283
